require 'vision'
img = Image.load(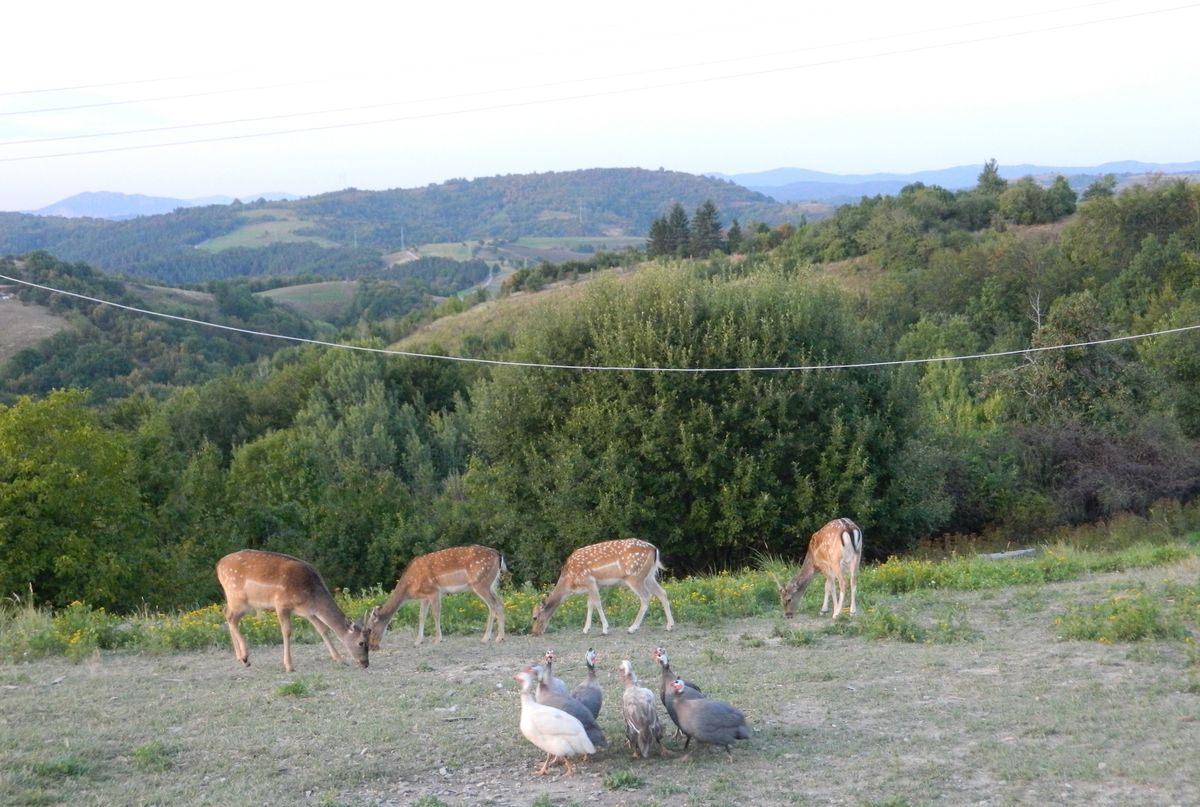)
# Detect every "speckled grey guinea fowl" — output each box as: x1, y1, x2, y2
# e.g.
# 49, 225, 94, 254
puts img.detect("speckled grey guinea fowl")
619, 659, 668, 759
669, 678, 750, 761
